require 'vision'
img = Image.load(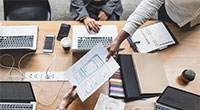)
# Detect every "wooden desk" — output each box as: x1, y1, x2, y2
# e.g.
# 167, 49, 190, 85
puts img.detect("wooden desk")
0, 21, 199, 110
